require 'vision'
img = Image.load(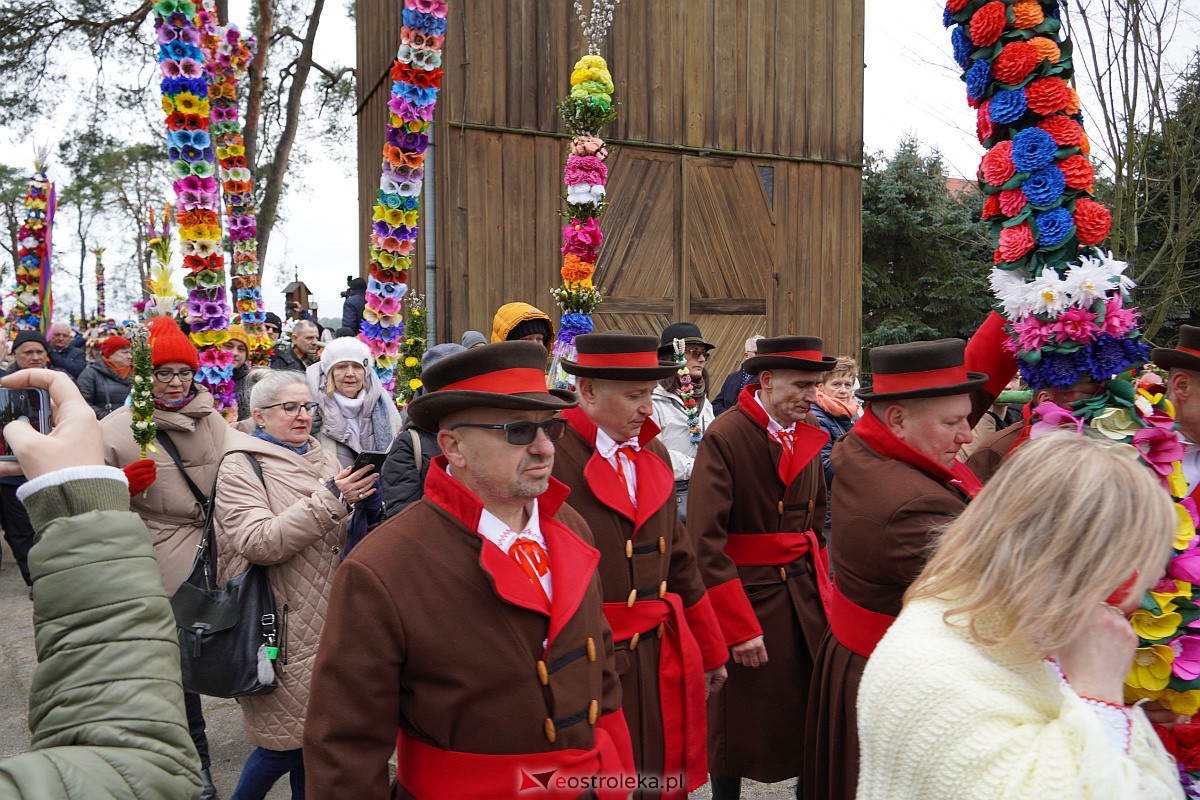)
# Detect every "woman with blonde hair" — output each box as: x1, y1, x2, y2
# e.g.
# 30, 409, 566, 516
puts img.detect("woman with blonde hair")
856, 431, 1183, 799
